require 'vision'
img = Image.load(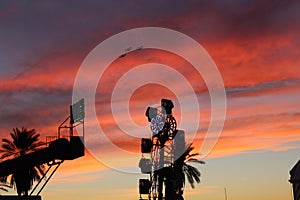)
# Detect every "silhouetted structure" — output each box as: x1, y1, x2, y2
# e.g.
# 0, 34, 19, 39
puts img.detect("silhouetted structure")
138, 99, 186, 200
0, 196, 41, 200
0, 99, 85, 199
0, 137, 84, 178
290, 160, 300, 200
